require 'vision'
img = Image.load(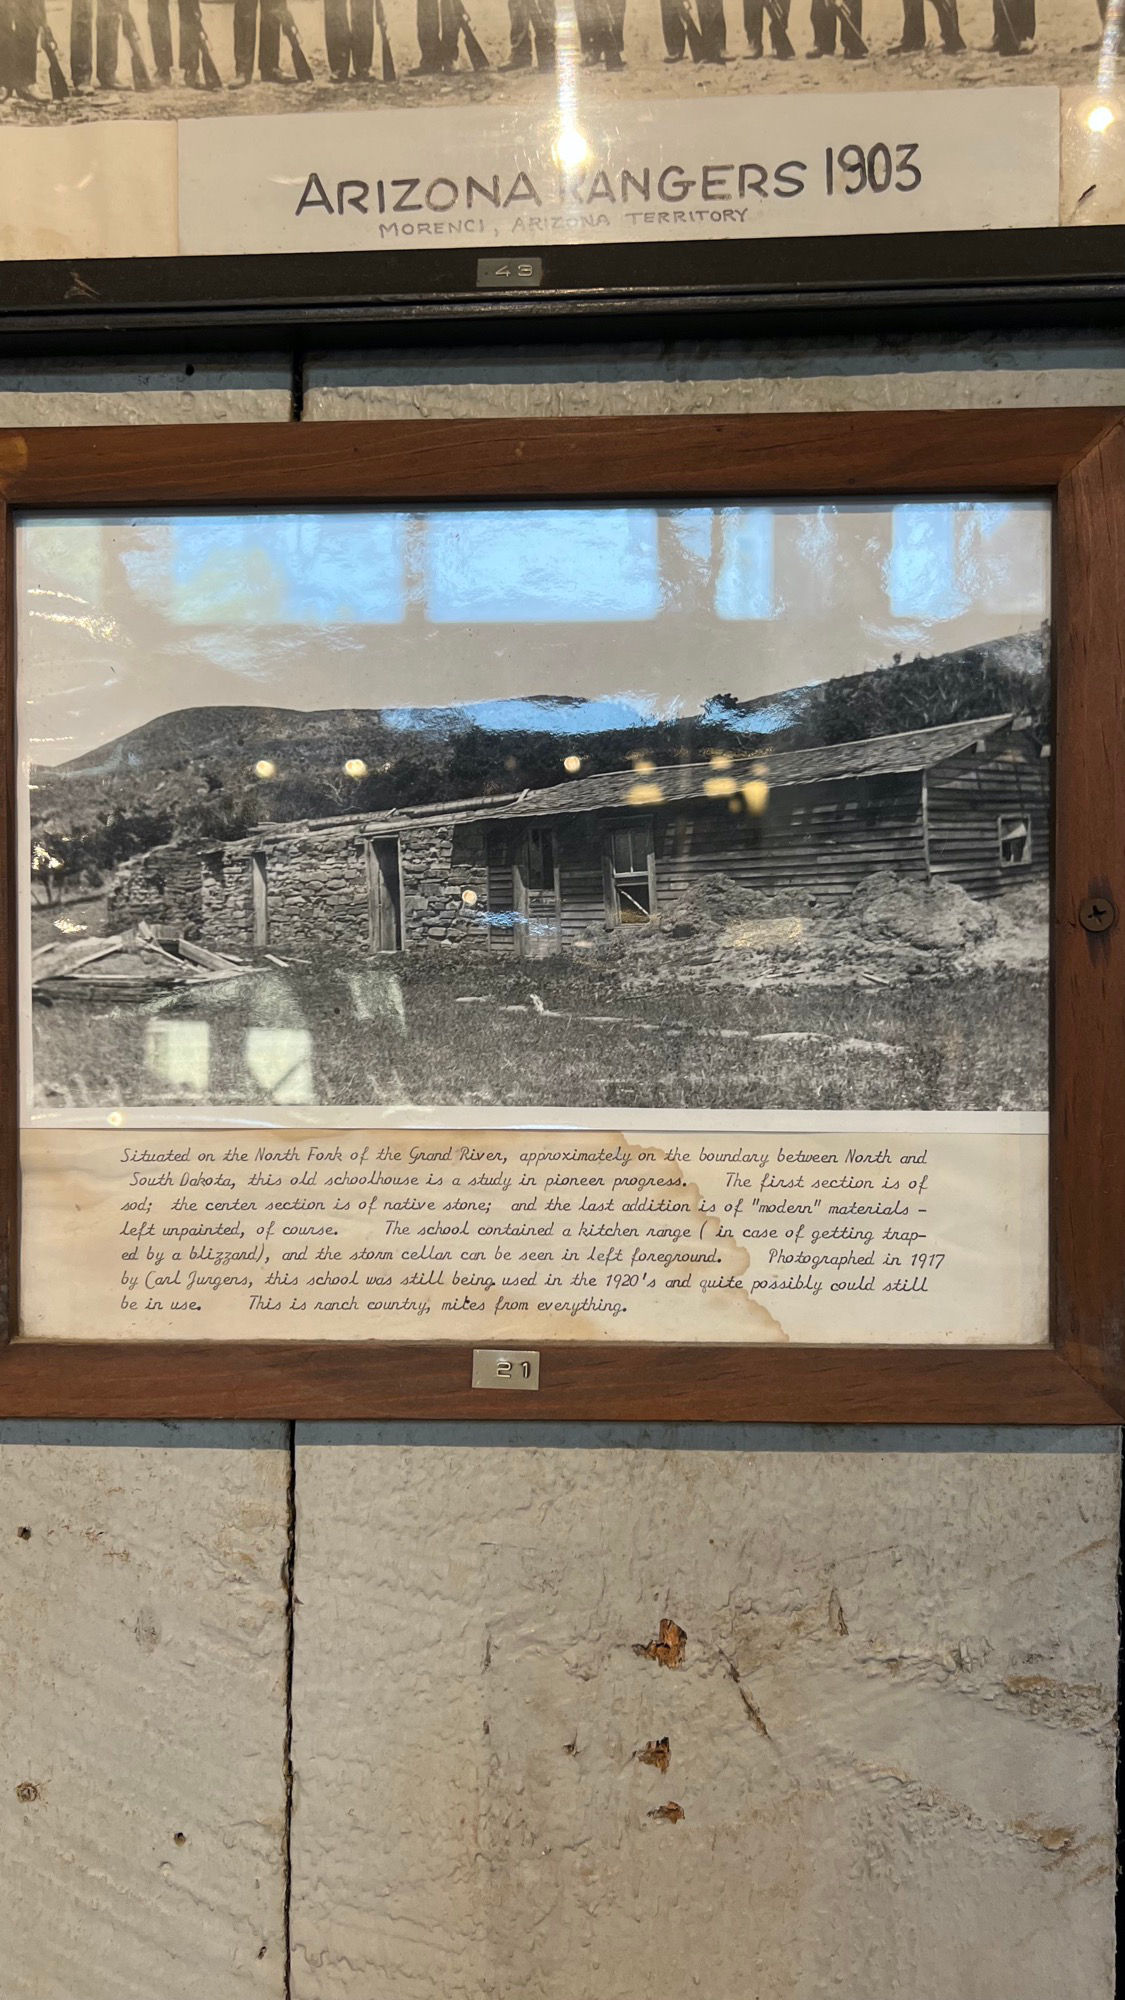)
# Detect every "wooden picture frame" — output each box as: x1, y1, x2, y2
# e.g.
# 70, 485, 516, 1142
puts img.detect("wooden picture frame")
0, 410, 1121, 1422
